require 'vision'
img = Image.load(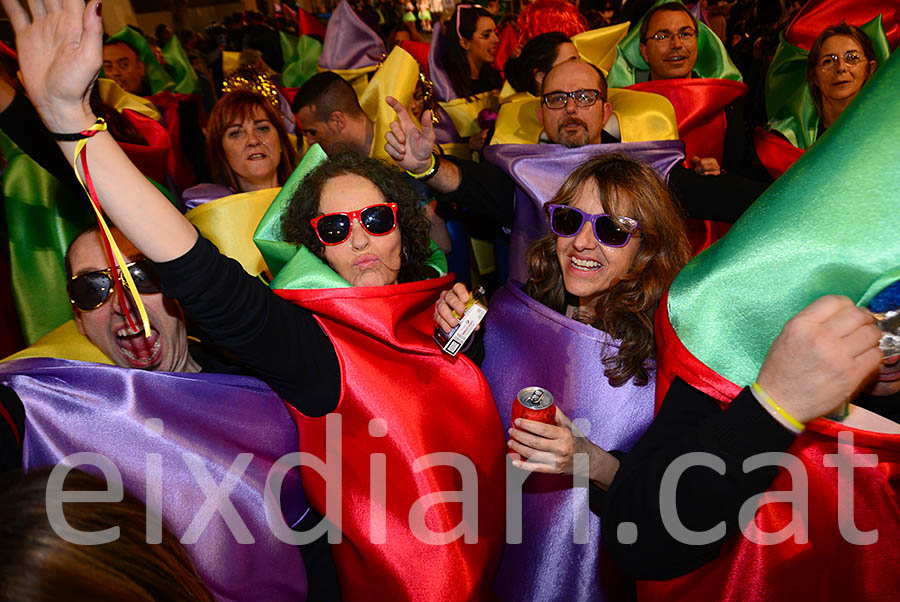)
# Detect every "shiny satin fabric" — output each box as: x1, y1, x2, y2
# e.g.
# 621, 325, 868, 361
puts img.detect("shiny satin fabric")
0, 131, 94, 344
628, 77, 747, 254
319, 0, 385, 72
428, 21, 456, 103
186, 188, 280, 277
120, 109, 172, 185
0, 358, 310, 602
484, 141, 685, 283
275, 275, 507, 602
482, 283, 656, 602
752, 126, 805, 180
298, 7, 327, 38
607, 0, 741, 88
3, 320, 112, 365
440, 92, 500, 138
765, 16, 890, 151
398, 40, 431, 74
146, 91, 201, 191
491, 87, 678, 146
784, 0, 900, 50
96, 78, 162, 121
666, 50, 900, 390
280, 32, 324, 88
104, 27, 175, 95
638, 413, 900, 601
492, 23, 519, 75
572, 22, 631, 76
359, 47, 420, 161
162, 34, 202, 95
